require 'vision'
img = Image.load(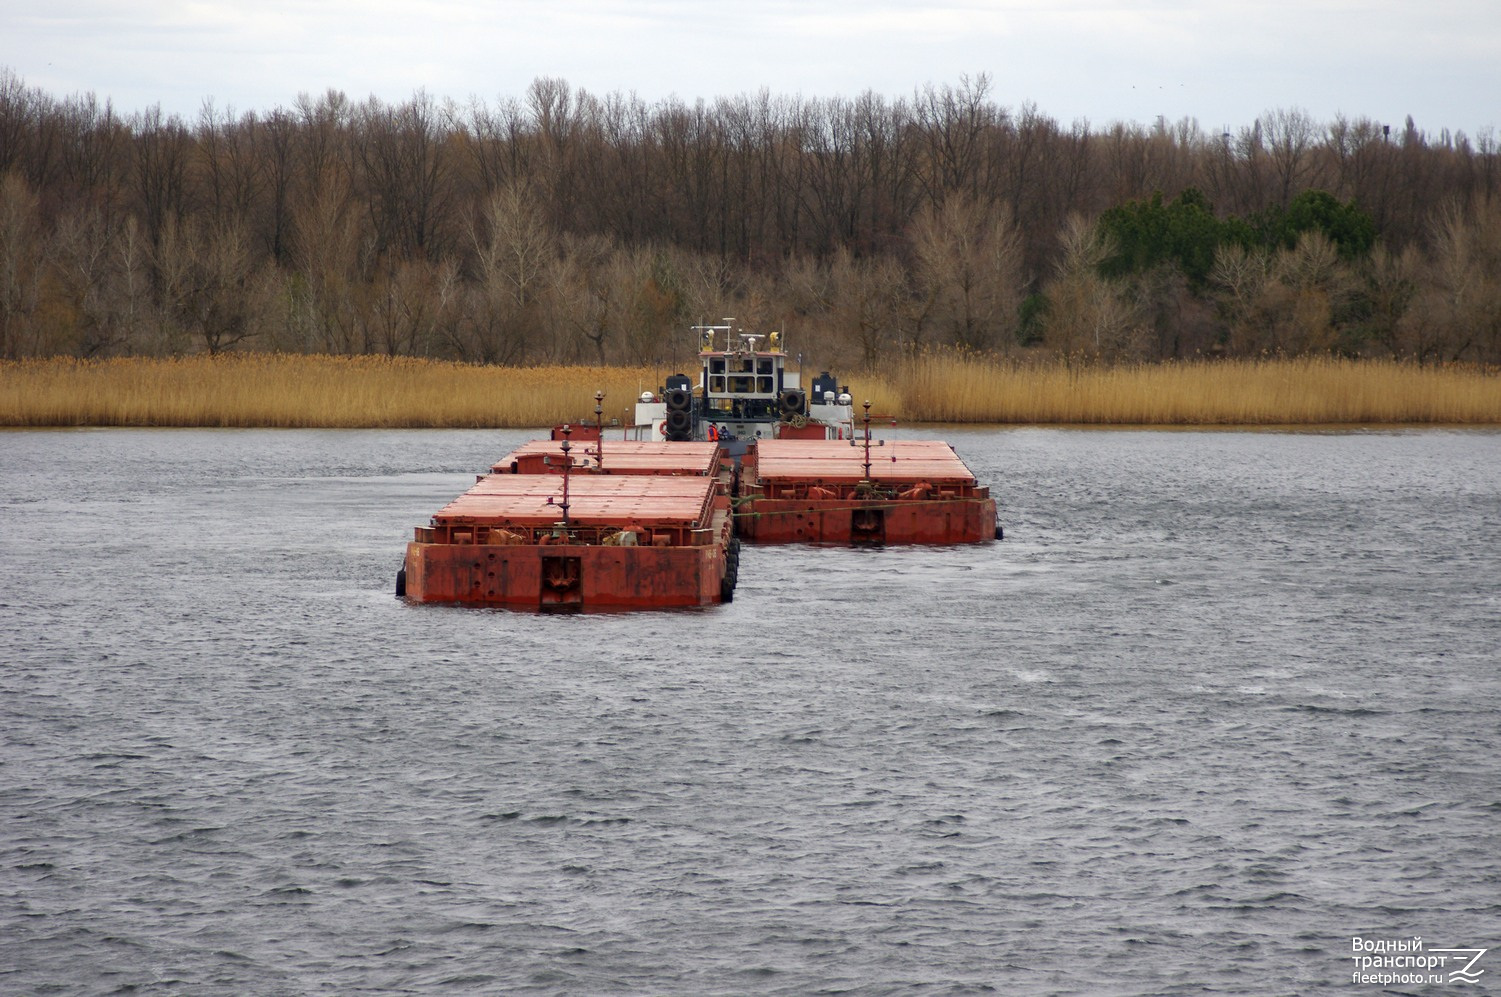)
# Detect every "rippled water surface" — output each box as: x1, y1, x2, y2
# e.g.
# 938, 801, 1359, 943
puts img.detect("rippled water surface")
3, 426, 1499, 995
